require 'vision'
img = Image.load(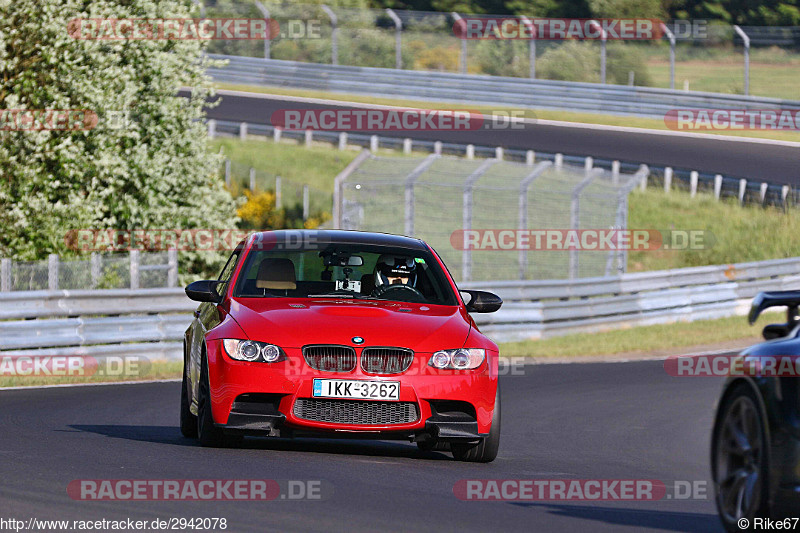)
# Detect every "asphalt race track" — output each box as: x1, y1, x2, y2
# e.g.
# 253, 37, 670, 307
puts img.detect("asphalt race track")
200, 90, 800, 185
0, 360, 726, 532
